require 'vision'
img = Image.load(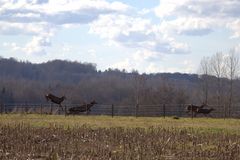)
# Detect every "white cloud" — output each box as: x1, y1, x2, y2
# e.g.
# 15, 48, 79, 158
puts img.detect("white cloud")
23, 35, 51, 55
159, 17, 214, 36
155, 0, 240, 18
182, 60, 194, 73
227, 19, 240, 38
111, 58, 132, 71
145, 63, 185, 73
144, 59, 195, 74
1, 0, 238, 73
0, 0, 130, 25
0, 22, 53, 35
89, 14, 151, 40
0, 0, 130, 56
107, 49, 196, 74
154, 0, 188, 18
155, 0, 240, 37
0, 0, 190, 60
145, 63, 159, 73
90, 14, 190, 58
133, 50, 164, 62
2, 42, 21, 51
3, 35, 51, 56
